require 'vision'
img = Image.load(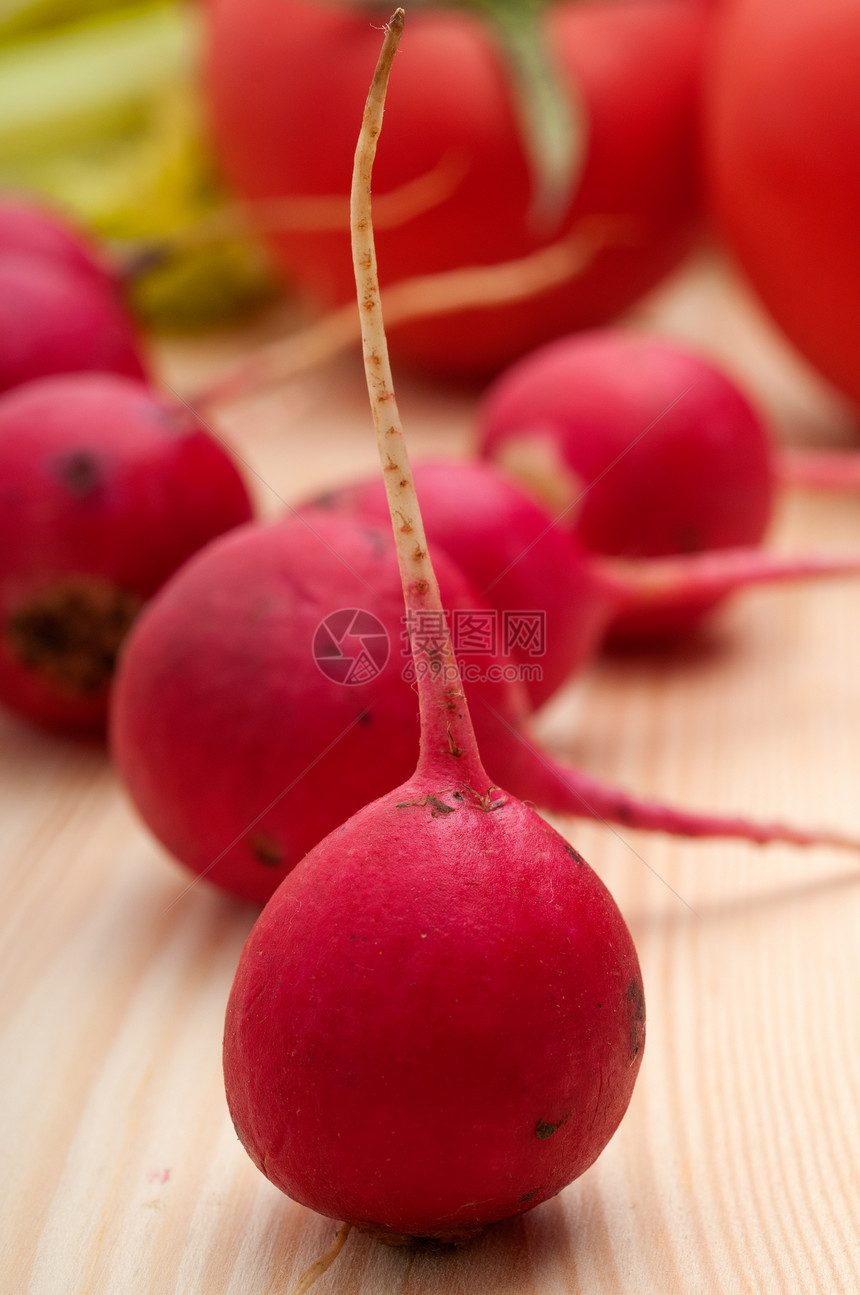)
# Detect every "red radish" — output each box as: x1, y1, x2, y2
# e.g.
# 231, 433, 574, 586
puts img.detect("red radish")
0, 252, 147, 393
476, 333, 860, 603
310, 456, 860, 700
0, 372, 253, 731
479, 329, 775, 560
223, 15, 644, 1239
478, 329, 805, 638
111, 509, 534, 904
0, 196, 115, 289
705, 0, 860, 407
205, 0, 708, 377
